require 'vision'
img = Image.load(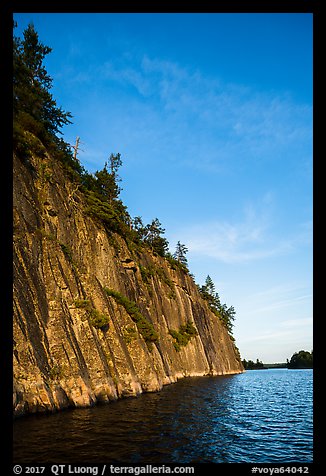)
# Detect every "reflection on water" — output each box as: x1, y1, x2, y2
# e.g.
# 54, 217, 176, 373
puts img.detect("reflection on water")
13, 369, 313, 463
